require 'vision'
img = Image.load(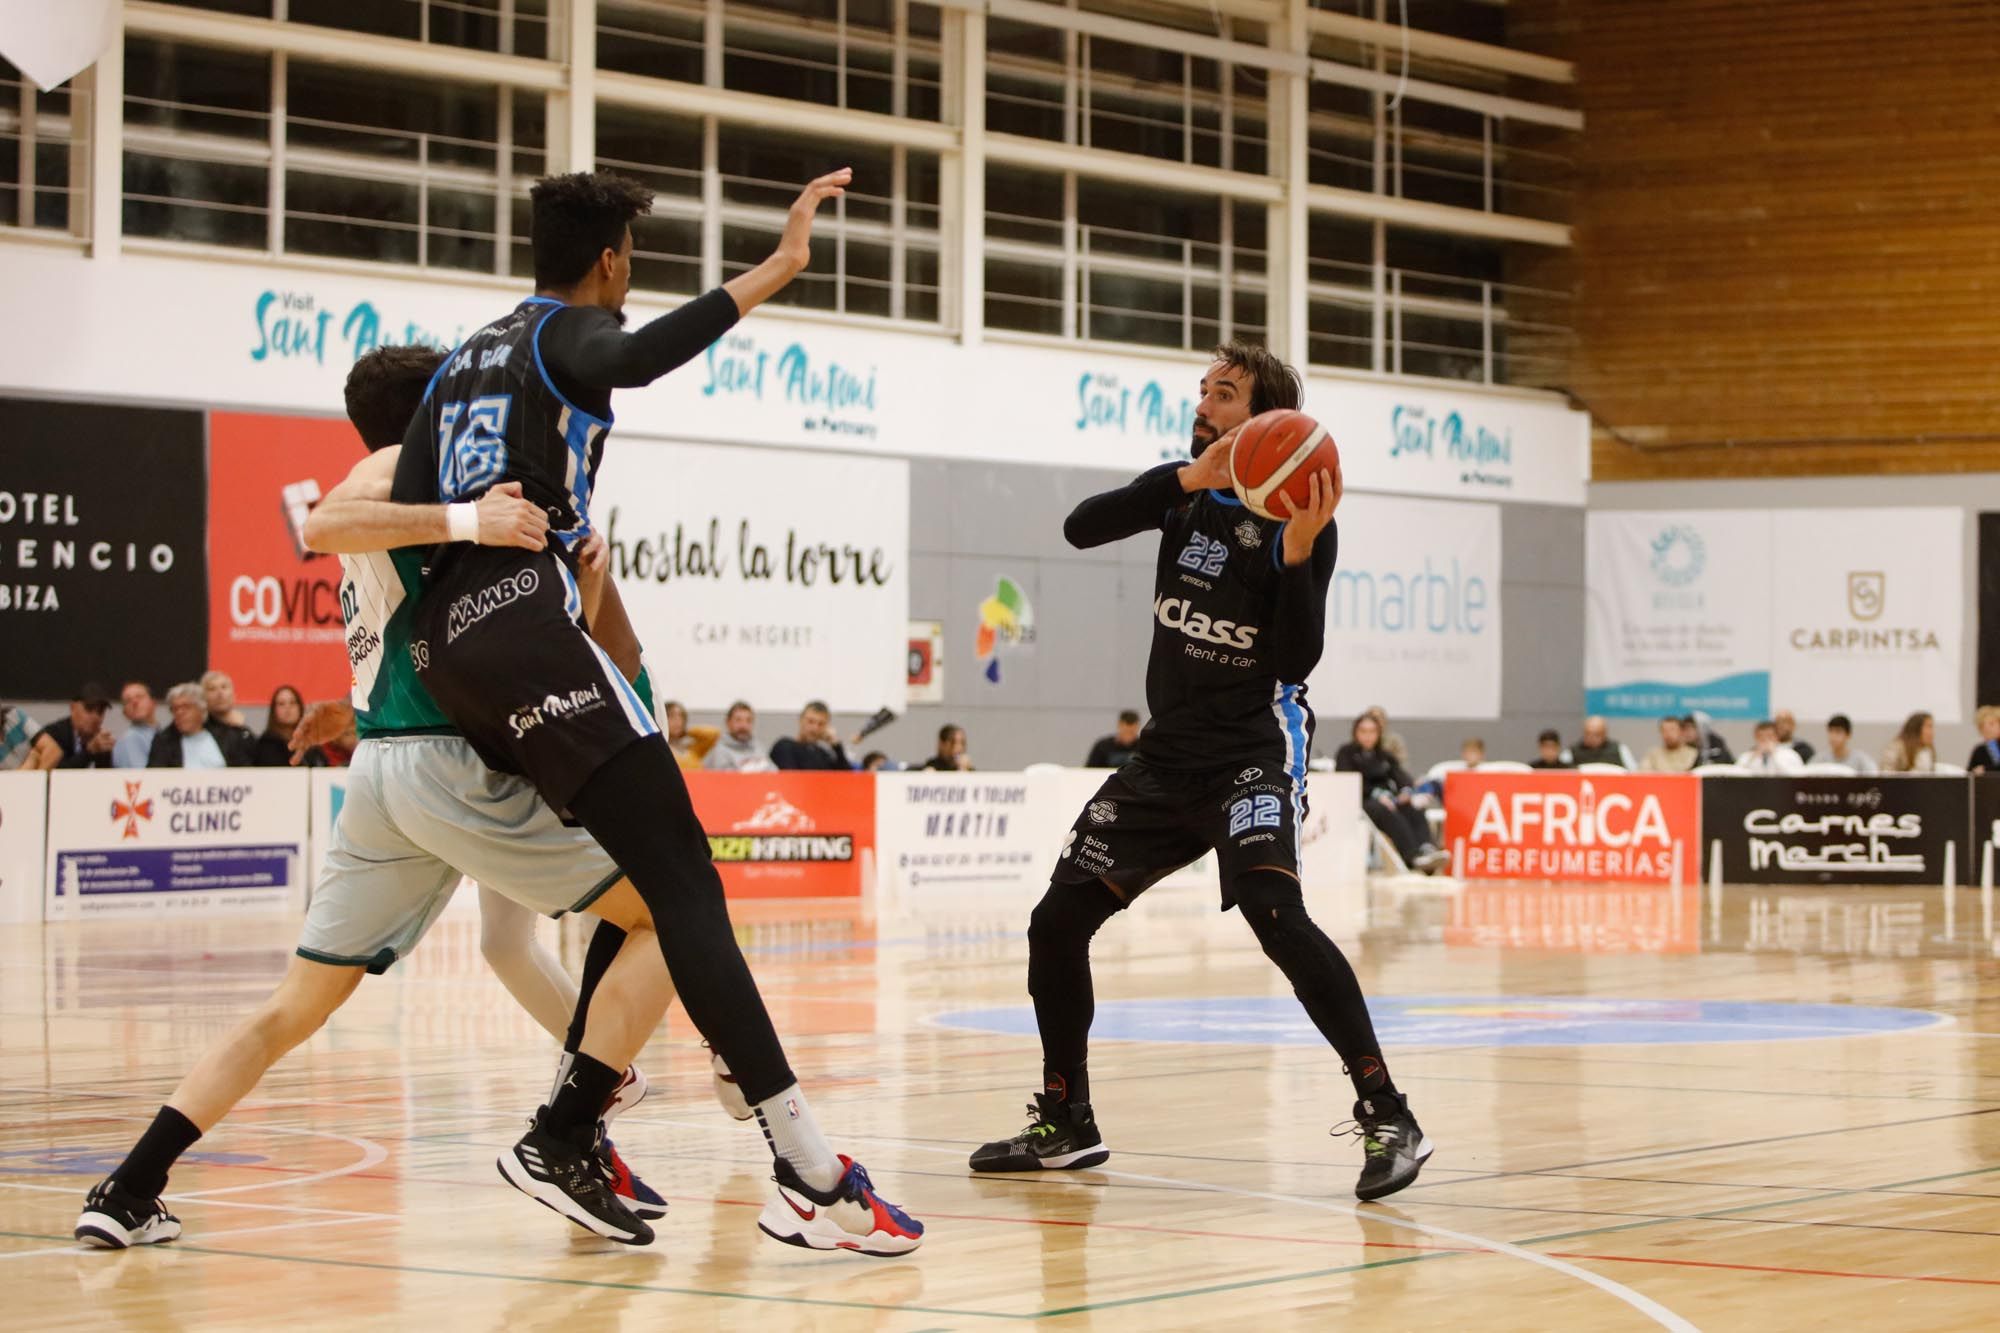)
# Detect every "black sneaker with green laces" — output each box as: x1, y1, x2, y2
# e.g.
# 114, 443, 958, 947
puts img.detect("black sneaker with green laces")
1346, 1092, 1434, 1201
969, 1093, 1110, 1172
